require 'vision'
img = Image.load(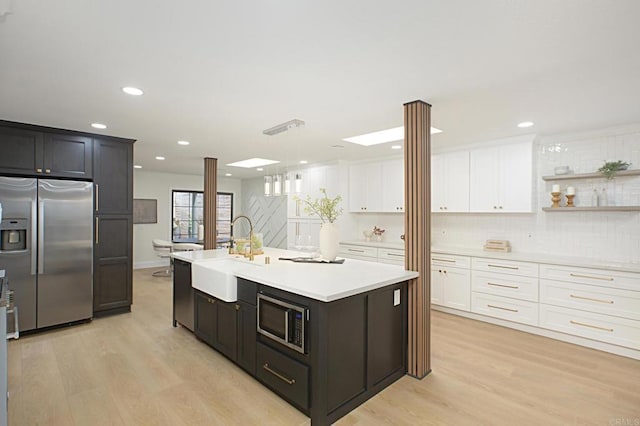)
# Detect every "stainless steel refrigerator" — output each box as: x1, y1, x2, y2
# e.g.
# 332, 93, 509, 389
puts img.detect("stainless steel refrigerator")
0, 177, 93, 331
